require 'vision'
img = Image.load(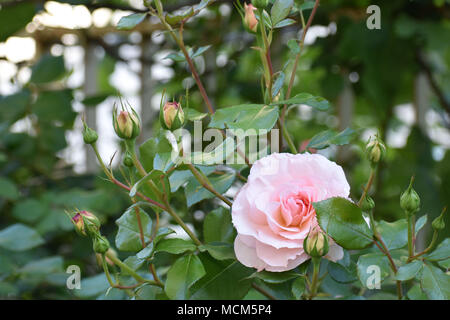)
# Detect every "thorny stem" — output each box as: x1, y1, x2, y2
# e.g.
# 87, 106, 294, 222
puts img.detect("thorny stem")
407, 215, 415, 259
357, 168, 376, 207
106, 251, 163, 288
282, 0, 320, 123
187, 163, 233, 207
251, 283, 276, 300
408, 230, 438, 261
373, 238, 403, 300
